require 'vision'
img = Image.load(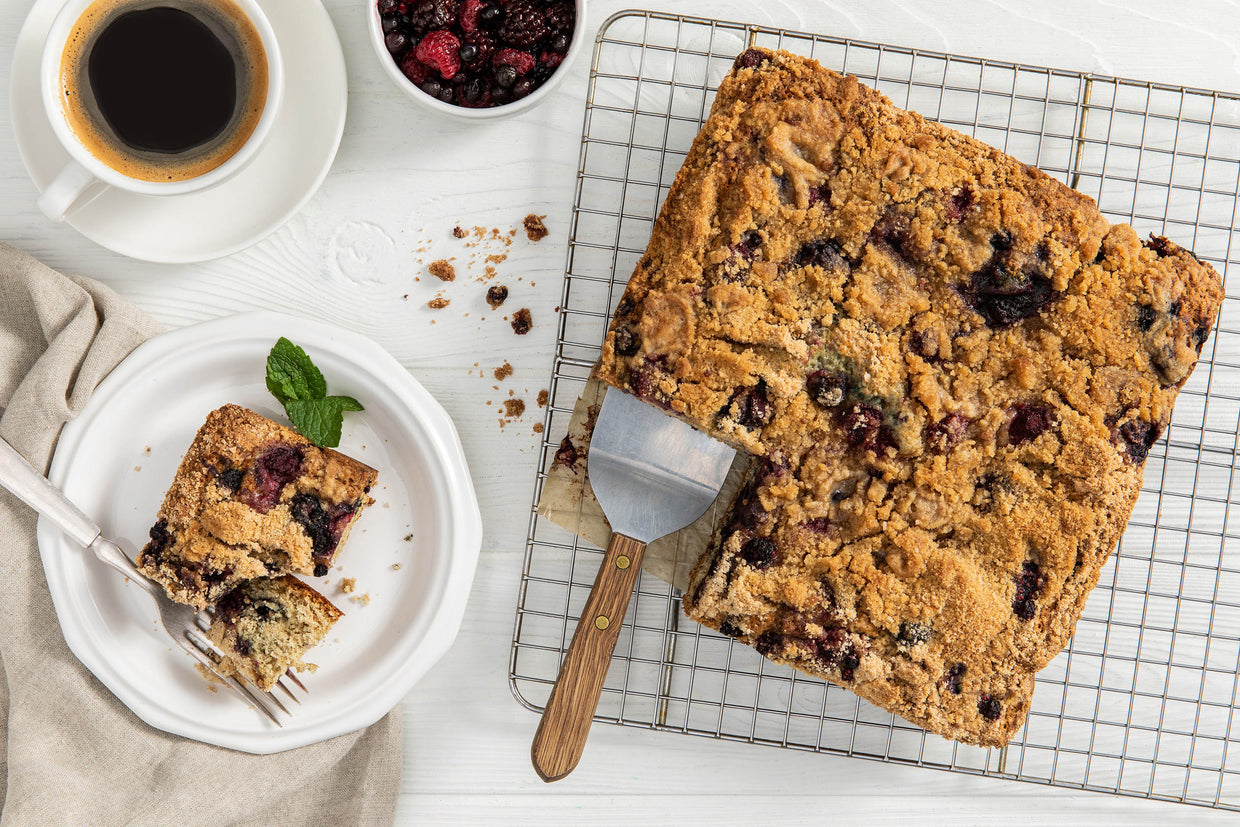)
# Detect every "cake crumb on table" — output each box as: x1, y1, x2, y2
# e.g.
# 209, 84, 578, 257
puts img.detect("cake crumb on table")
504, 399, 525, 418
340, 578, 356, 594
533, 423, 544, 434
428, 297, 450, 309
392, 563, 402, 571
428, 259, 456, 281
537, 389, 549, 407
494, 361, 513, 381
350, 593, 371, 606
486, 284, 509, 308
523, 214, 548, 241
452, 225, 467, 238
511, 308, 532, 334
